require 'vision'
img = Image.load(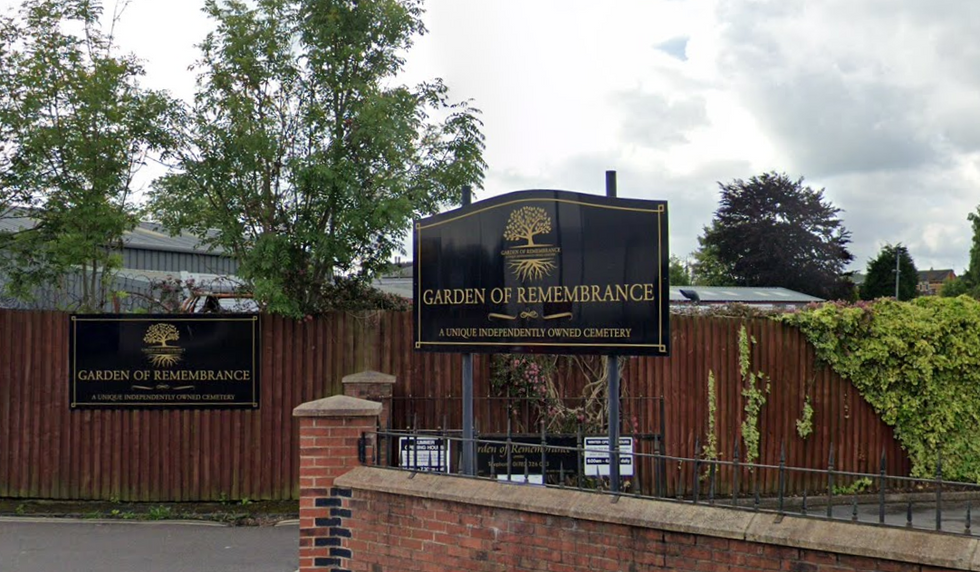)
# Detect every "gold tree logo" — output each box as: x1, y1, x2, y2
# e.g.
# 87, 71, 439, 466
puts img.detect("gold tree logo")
504, 206, 552, 247
502, 206, 559, 281
142, 323, 184, 367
